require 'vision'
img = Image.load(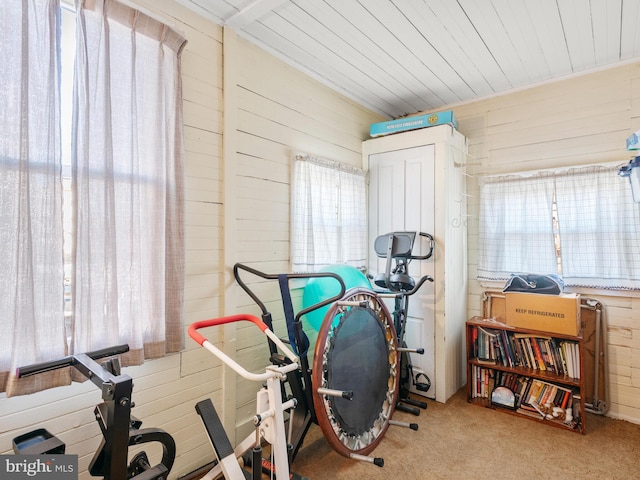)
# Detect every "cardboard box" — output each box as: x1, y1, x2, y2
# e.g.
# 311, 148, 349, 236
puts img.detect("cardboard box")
505, 292, 581, 337
369, 110, 457, 137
